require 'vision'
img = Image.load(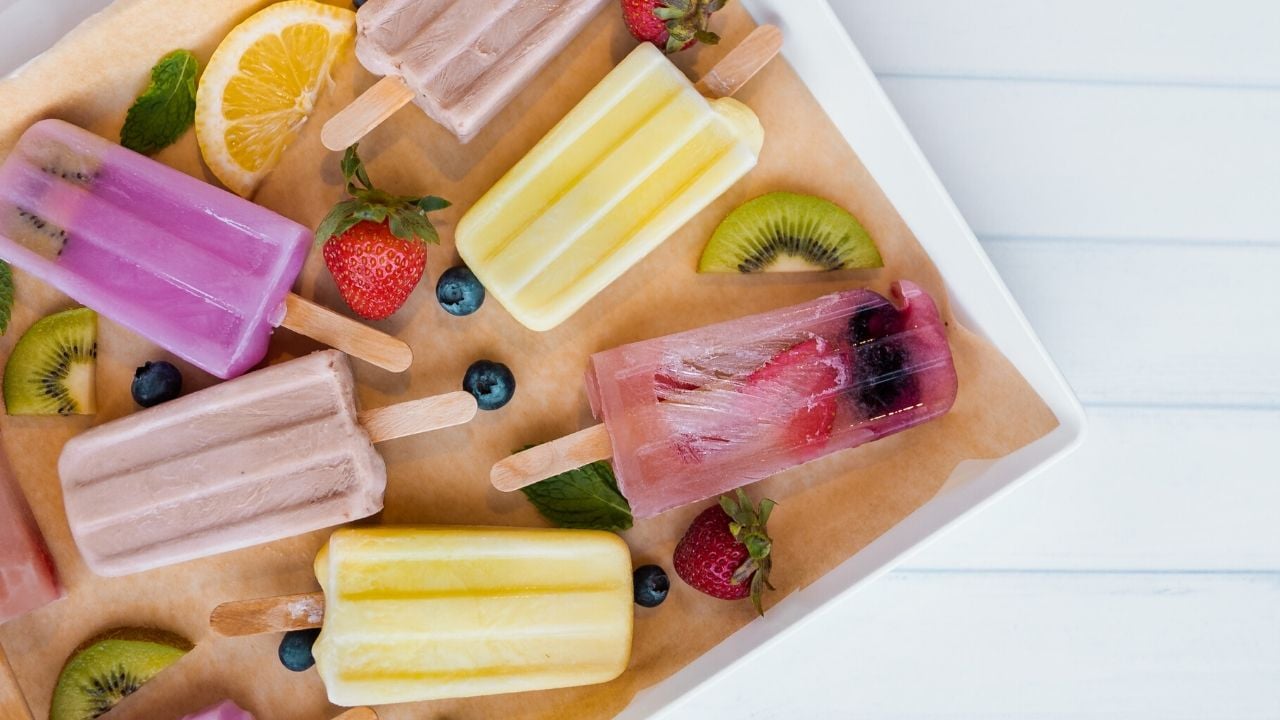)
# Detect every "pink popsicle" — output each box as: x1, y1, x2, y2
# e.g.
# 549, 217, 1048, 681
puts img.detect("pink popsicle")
0, 435, 62, 624
0, 120, 411, 378
180, 700, 254, 720
584, 281, 958, 517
